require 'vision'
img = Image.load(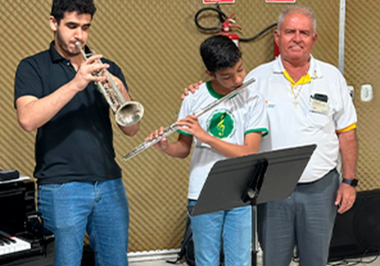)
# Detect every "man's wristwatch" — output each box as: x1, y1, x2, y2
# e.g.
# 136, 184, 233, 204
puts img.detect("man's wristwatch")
342, 178, 359, 187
